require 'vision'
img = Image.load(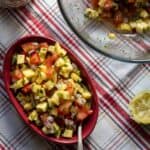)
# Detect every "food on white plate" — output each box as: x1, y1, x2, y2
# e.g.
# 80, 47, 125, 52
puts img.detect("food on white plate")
85, 0, 150, 33
128, 90, 150, 124
10, 41, 93, 138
